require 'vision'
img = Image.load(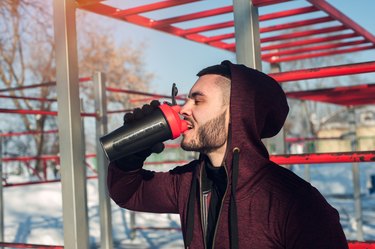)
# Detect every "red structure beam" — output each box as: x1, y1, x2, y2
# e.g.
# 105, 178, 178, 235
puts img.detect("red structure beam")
268, 44, 375, 63
112, 0, 200, 17
0, 77, 91, 93
0, 94, 56, 102
0, 129, 58, 137
261, 25, 347, 43
262, 40, 368, 59
0, 242, 63, 248
261, 33, 359, 51
152, 6, 233, 27
179, 21, 234, 36
286, 84, 375, 106
252, 0, 292, 7
270, 61, 375, 83
261, 16, 333, 33
106, 87, 186, 101
308, 0, 375, 44
348, 242, 375, 249
259, 6, 318, 21
271, 151, 375, 165
0, 108, 96, 117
